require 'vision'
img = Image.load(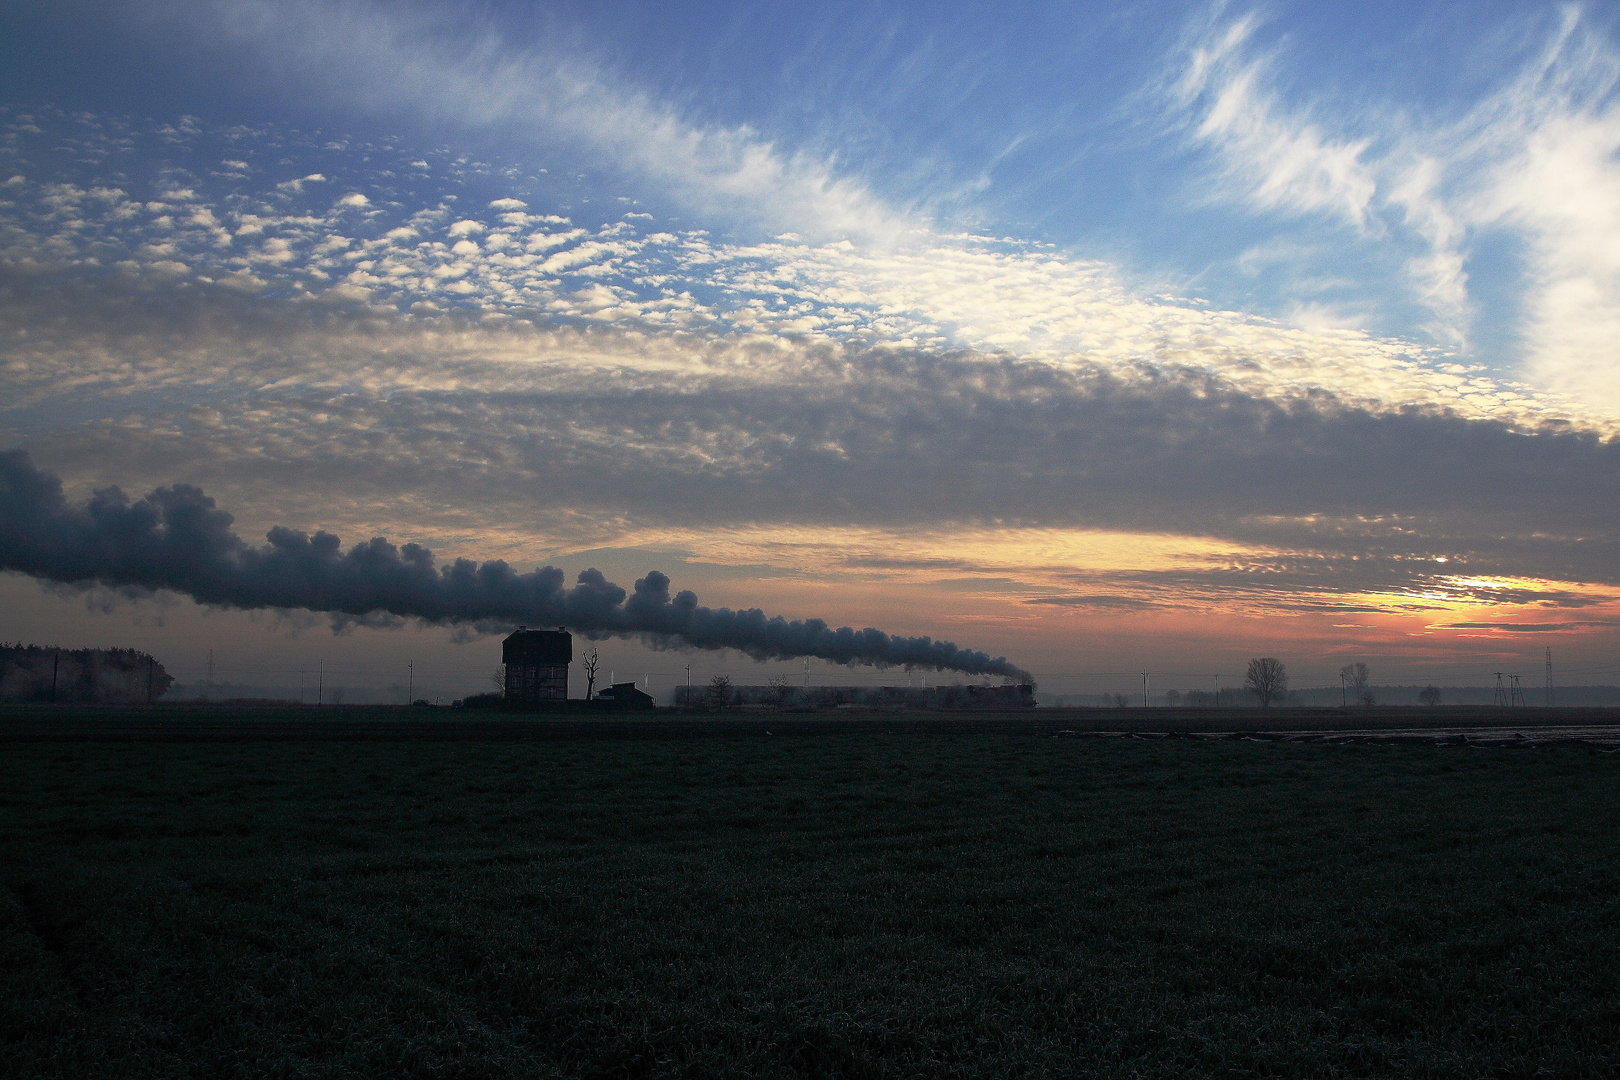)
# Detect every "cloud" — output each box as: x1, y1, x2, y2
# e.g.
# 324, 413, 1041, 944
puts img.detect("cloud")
194, 0, 912, 241
1437, 622, 1600, 633
1170, 12, 1377, 228
1, 101, 1615, 646
1466, 9, 1620, 411
1023, 595, 1157, 610
7, 95, 1608, 434
276, 173, 326, 193
1169, 6, 1620, 412
3, 263, 1615, 600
